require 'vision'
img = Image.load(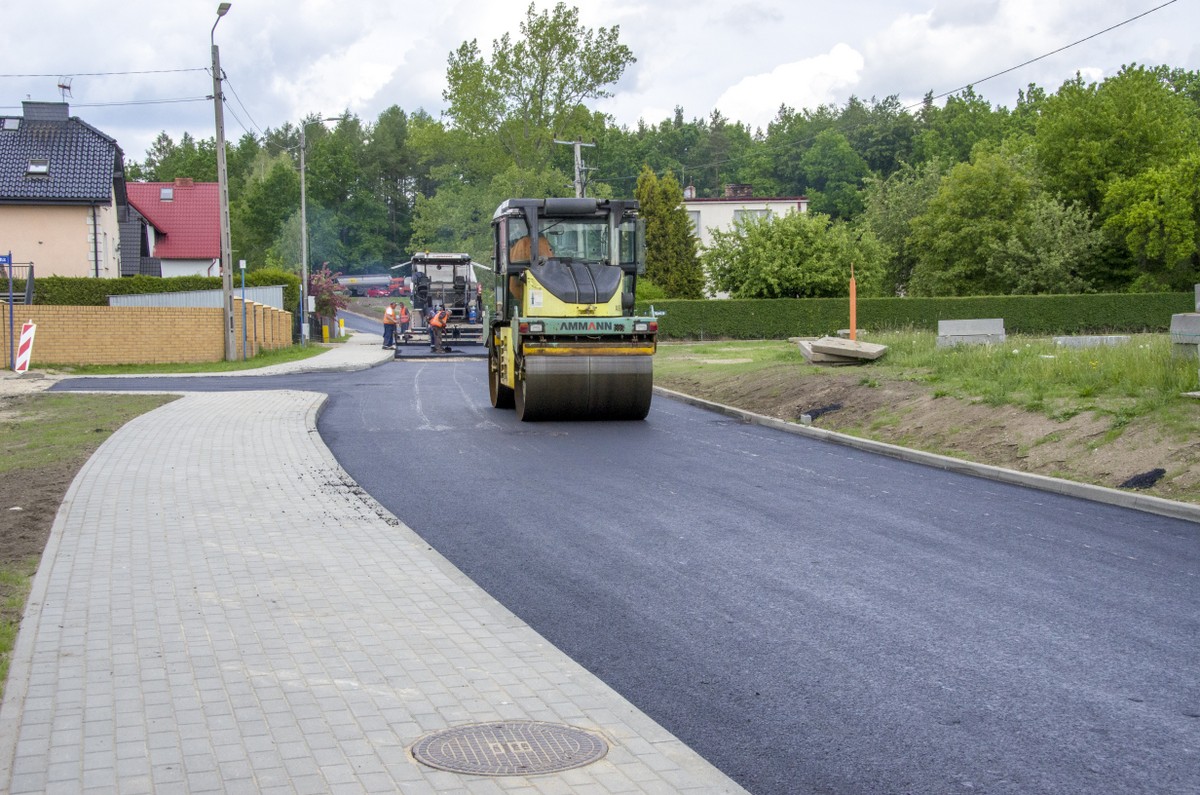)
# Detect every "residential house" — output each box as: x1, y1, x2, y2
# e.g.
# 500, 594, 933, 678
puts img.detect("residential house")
682, 183, 808, 248
0, 100, 127, 277
125, 179, 220, 277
